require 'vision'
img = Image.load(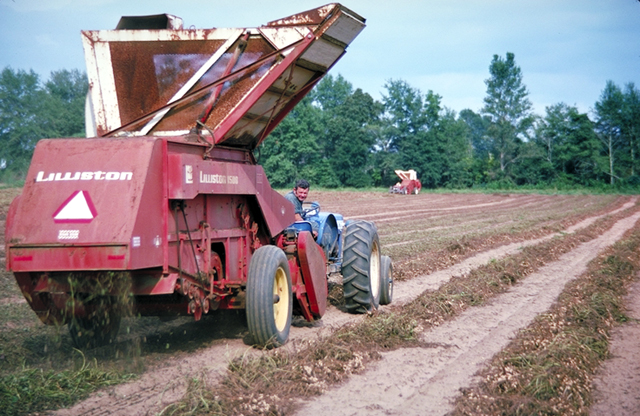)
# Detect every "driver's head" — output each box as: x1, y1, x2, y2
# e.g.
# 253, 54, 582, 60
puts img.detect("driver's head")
293, 179, 310, 202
